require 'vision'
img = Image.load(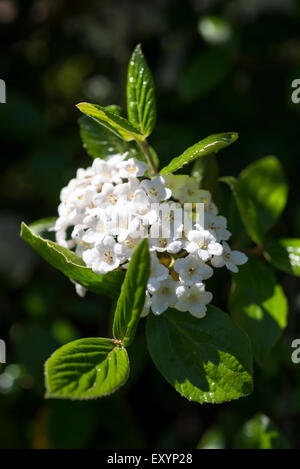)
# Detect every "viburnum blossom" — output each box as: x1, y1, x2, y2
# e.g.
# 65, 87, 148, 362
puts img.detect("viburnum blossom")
54, 153, 247, 319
